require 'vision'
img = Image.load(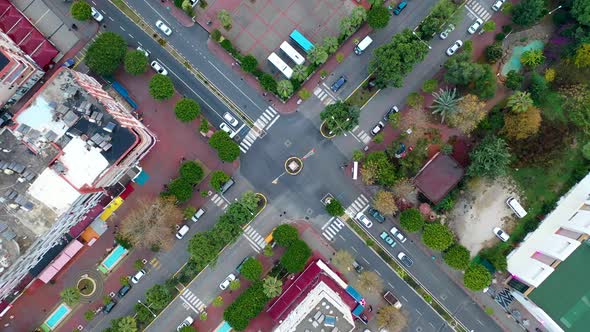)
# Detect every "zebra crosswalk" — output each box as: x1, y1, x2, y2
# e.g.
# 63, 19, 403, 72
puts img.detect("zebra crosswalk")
350, 125, 372, 145
240, 106, 280, 154
466, 0, 491, 21
313, 86, 335, 105
149, 258, 161, 270
180, 288, 206, 313
322, 217, 345, 241
243, 225, 267, 252
345, 194, 370, 219
210, 193, 228, 210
